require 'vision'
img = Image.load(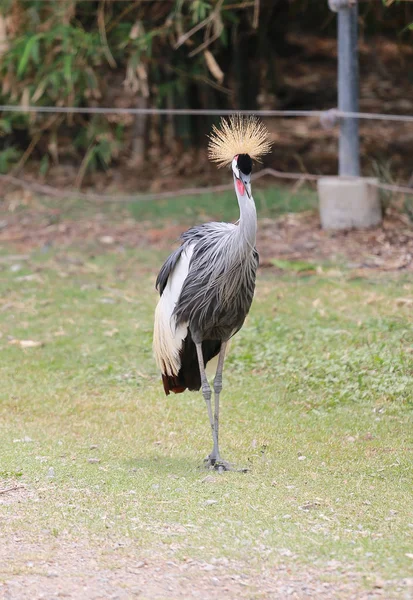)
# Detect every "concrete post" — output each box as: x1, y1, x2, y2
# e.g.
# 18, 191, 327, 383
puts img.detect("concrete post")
318, 1, 381, 230
318, 177, 381, 230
